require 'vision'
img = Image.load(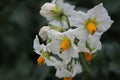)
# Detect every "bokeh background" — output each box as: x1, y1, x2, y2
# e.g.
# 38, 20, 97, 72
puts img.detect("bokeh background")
0, 0, 120, 80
